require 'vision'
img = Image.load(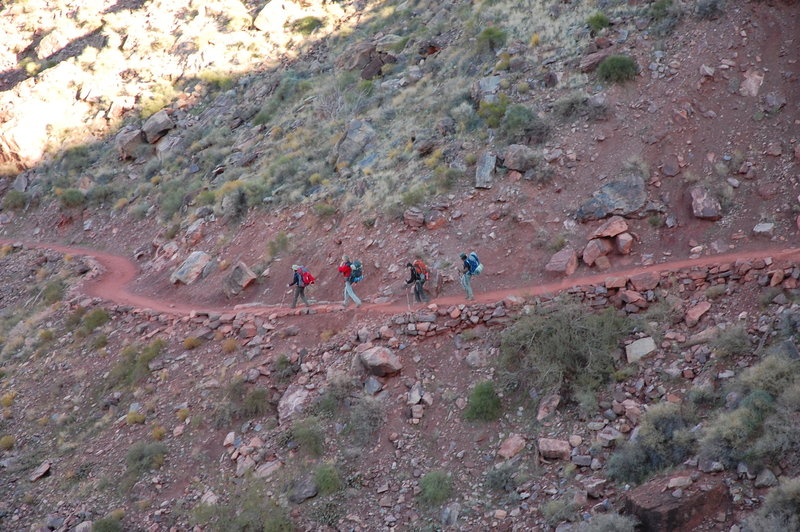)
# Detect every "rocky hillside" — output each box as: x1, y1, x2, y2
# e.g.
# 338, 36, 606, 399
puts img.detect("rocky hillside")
1, 0, 800, 531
